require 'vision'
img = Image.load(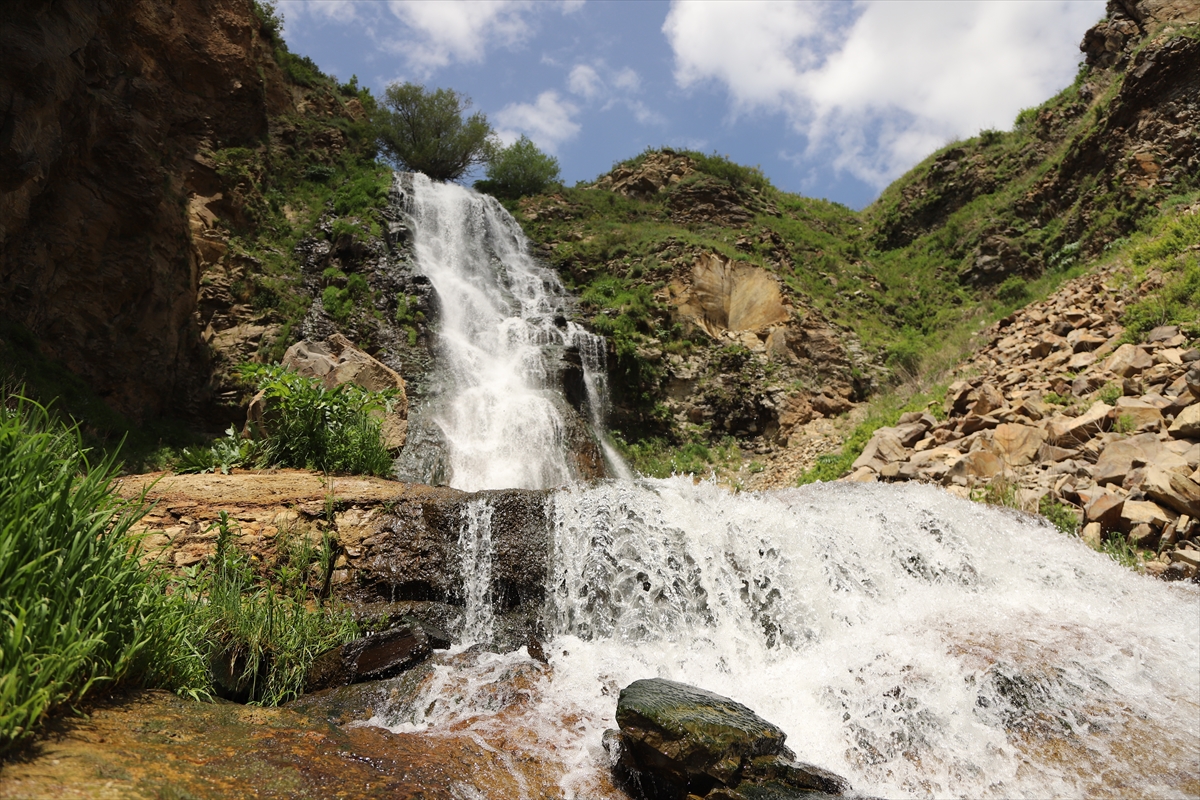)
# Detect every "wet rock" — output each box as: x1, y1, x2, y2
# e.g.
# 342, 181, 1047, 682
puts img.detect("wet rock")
606, 678, 850, 800
305, 624, 431, 693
